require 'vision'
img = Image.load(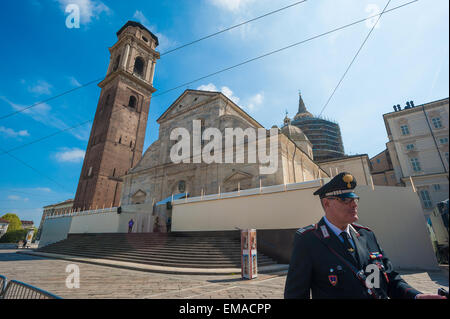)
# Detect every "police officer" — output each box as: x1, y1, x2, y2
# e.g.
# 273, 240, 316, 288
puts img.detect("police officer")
284, 172, 446, 299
